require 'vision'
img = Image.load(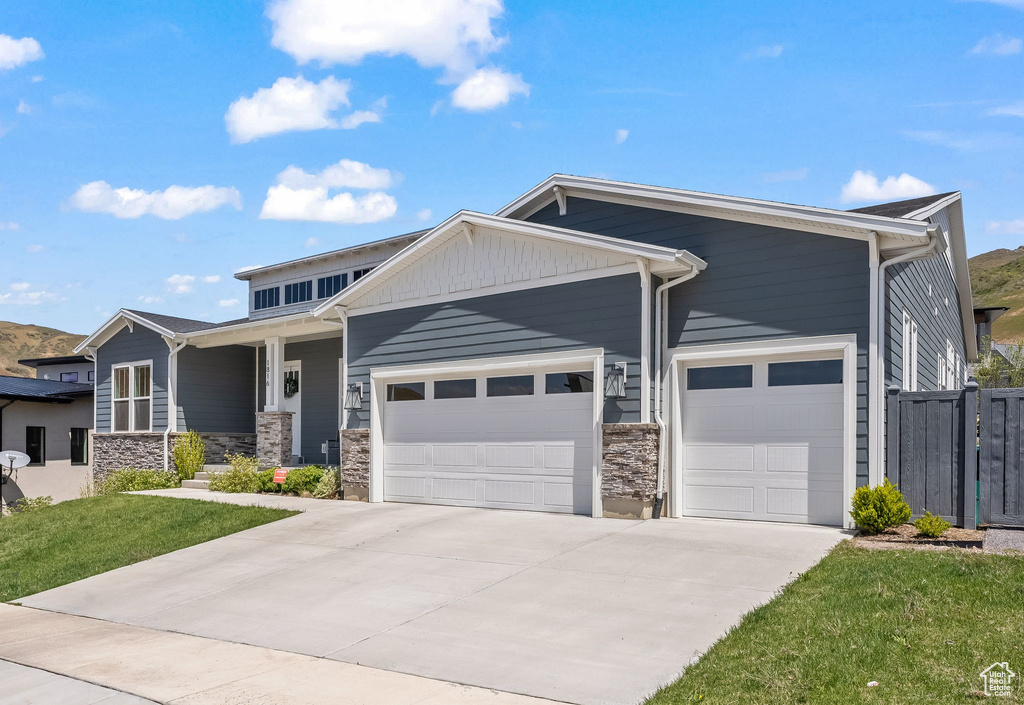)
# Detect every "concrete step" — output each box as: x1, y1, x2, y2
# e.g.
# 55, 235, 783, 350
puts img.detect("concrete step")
181, 479, 210, 490
193, 471, 210, 481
